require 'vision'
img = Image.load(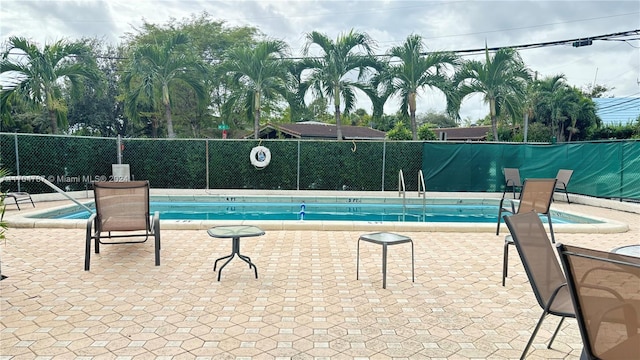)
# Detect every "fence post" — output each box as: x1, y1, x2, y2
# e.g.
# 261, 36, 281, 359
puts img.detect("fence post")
206, 139, 210, 189
297, 140, 301, 191
116, 135, 123, 164
381, 139, 386, 191
14, 134, 21, 191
